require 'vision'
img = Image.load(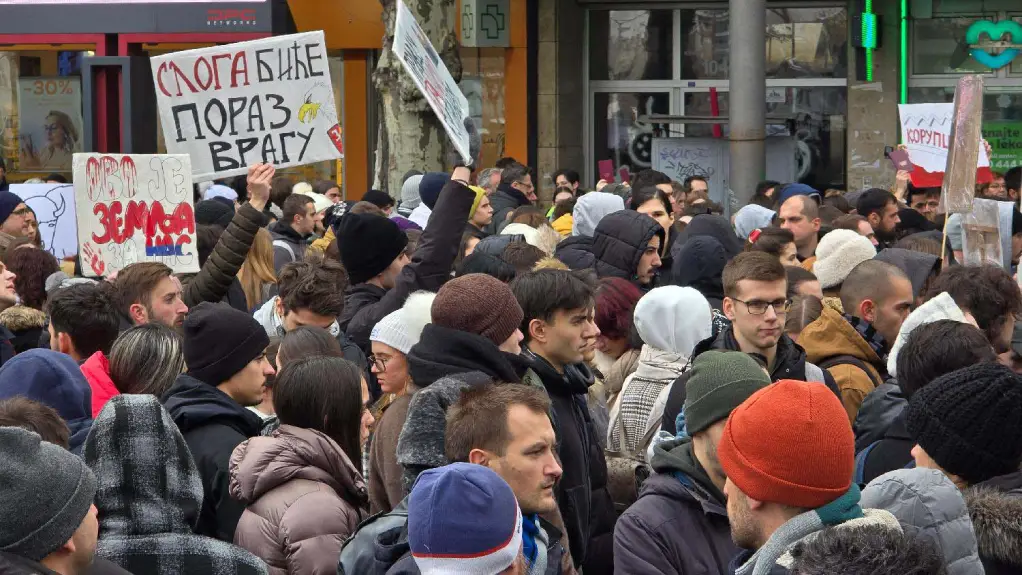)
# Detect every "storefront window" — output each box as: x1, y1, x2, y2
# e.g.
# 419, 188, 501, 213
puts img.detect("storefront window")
460, 47, 506, 169
681, 8, 847, 80
589, 10, 674, 81
0, 50, 86, 181
912, 16, 995, 75
591, 91, 669, 178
